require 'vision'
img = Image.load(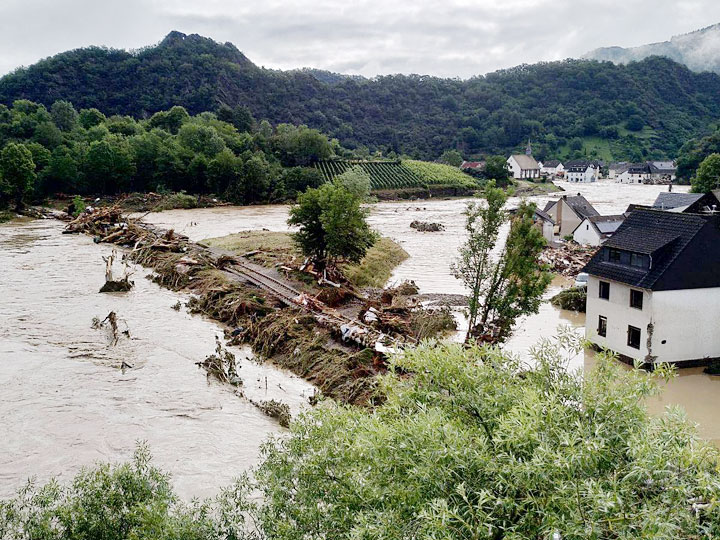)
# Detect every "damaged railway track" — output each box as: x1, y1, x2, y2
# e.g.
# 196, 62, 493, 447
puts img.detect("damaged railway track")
52, 205, 411, 405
